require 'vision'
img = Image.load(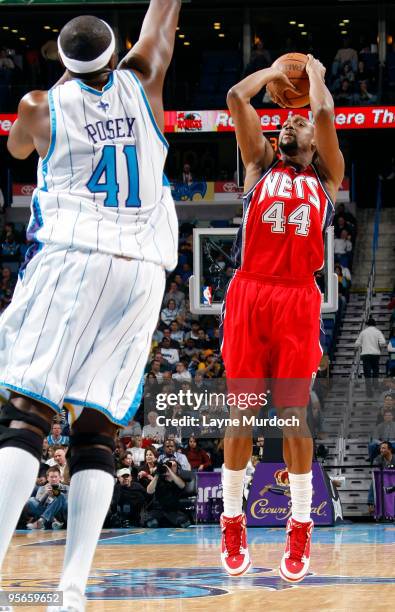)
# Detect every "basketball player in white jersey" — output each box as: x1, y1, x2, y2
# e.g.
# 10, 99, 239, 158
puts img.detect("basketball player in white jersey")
0, 3, 180, 611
